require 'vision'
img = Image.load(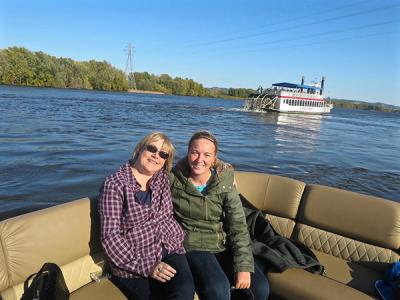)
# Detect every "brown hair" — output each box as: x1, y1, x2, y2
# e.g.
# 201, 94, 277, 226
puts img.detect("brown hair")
188, 131, 219, 155
130, 132, 175, 171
